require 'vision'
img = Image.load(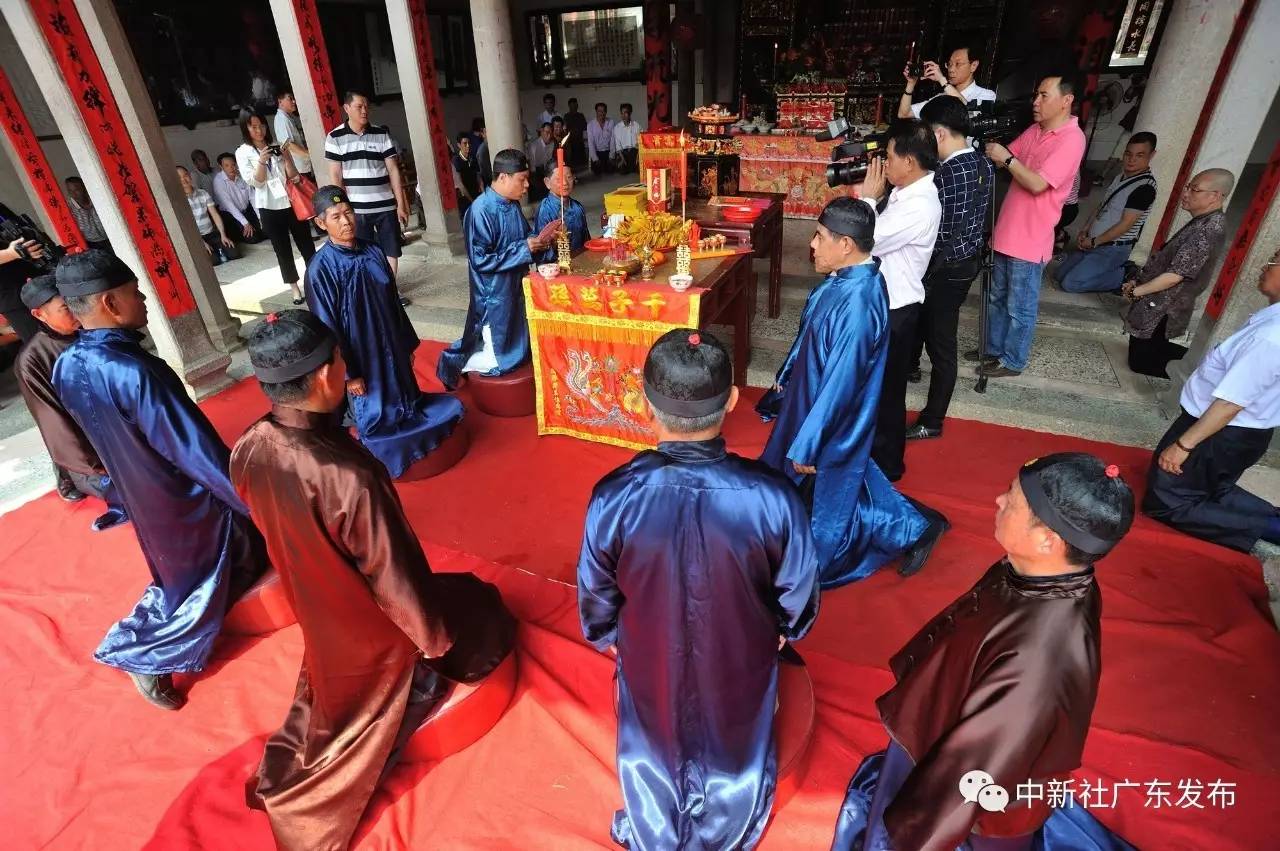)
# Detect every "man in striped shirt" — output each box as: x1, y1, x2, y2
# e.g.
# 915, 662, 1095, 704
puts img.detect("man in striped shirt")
325, 91, 410, 279
1057, 133, 1158, 294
